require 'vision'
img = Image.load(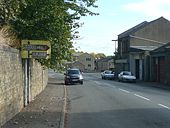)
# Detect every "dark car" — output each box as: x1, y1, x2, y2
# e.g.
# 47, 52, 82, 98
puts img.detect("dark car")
64, 68, 83, 85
